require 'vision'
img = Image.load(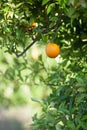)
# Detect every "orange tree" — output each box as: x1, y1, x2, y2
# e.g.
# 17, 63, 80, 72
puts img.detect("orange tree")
0, 0, 87, 129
